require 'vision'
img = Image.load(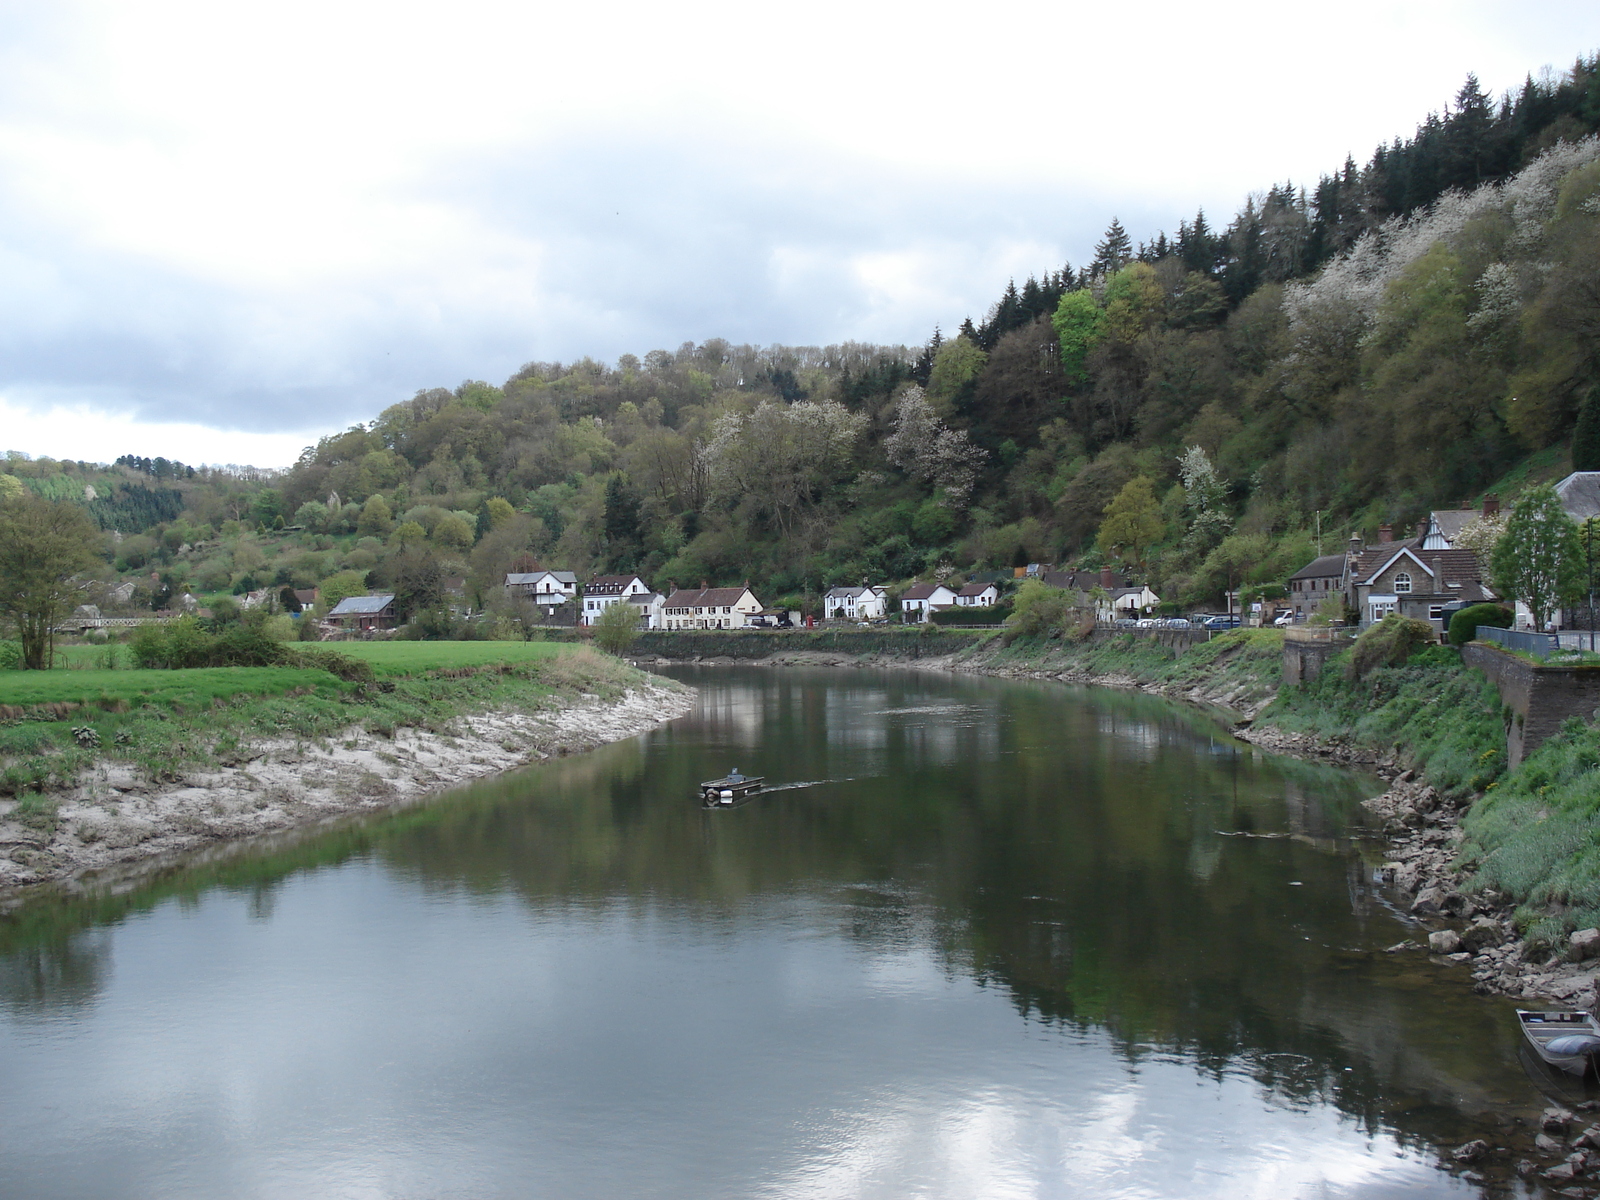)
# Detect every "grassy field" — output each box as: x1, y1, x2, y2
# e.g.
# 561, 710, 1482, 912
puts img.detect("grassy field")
332, 640, 571, 676
0, 642, 631, 802
3, 640, 579, 706
0, 666, 345, 709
